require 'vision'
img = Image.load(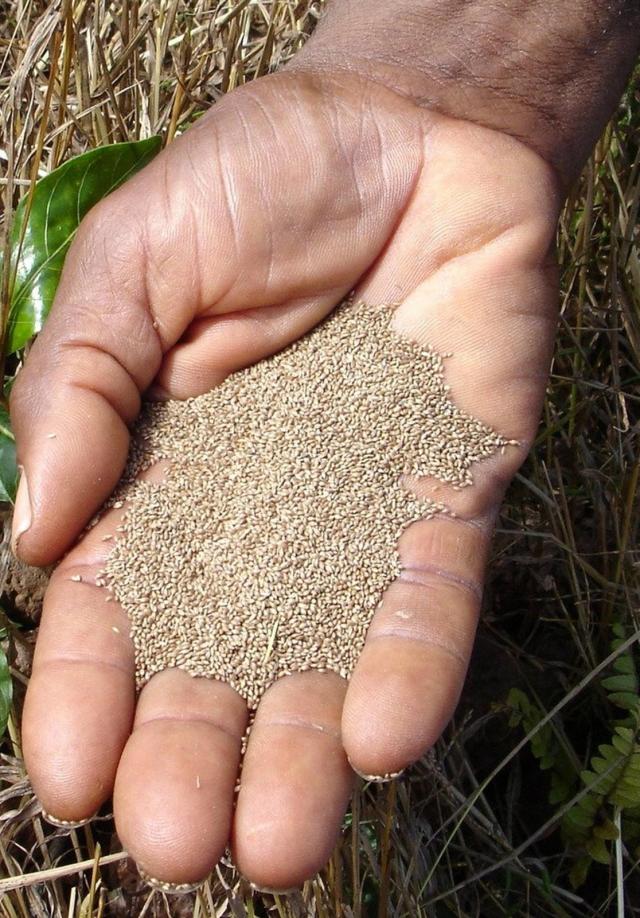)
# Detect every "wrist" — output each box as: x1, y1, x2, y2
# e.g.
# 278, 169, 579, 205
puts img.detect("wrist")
290, 1, 640, 189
